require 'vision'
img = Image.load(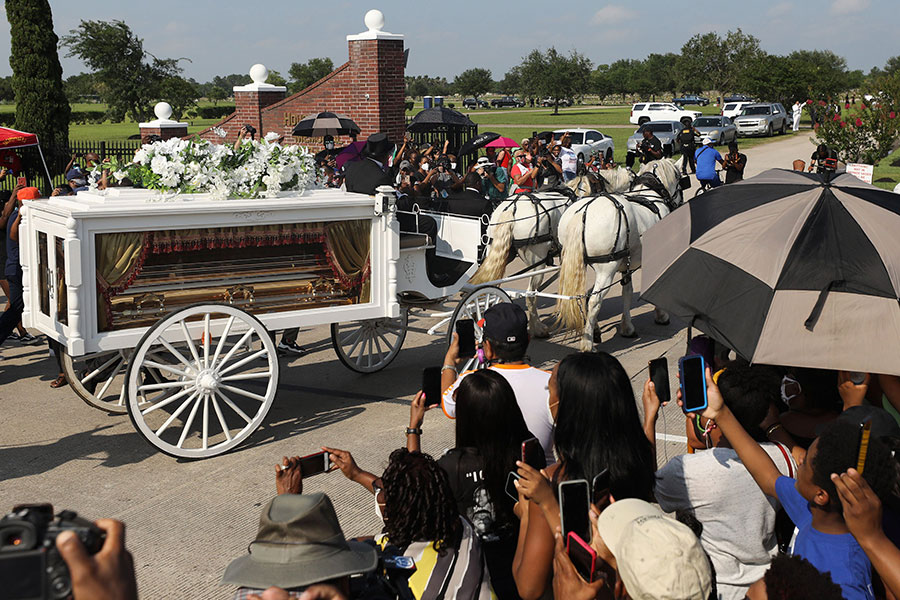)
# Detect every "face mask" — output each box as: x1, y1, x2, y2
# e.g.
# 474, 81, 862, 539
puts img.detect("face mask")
781, 376, 800, 407
421, 162, 429, 171
374, 494, 384, 520
324, 141, 334, 150
450, 162, 457, 171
